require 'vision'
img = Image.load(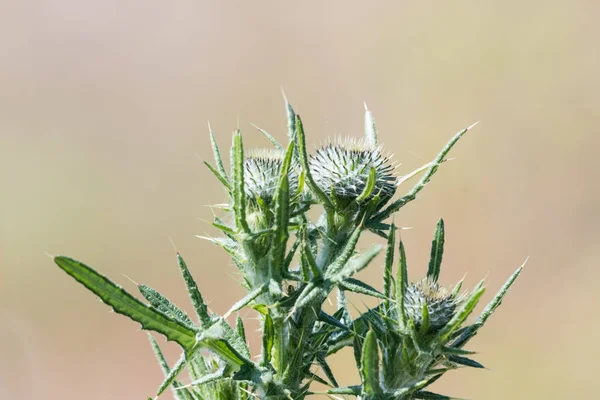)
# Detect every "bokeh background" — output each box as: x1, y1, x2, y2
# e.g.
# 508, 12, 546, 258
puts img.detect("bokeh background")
1, 1, 599, 399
